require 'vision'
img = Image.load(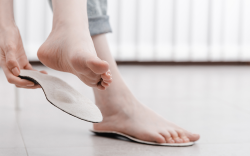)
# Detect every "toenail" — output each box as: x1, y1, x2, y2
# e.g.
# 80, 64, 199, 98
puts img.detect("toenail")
176, 138, 181, 142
